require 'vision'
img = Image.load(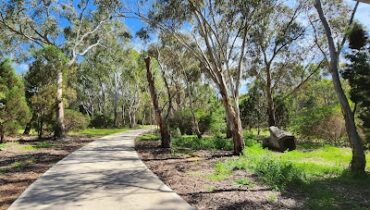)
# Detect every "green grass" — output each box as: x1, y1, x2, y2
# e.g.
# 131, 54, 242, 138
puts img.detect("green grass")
172, 135, 233, 150
20, 145, 37, 151
234, 178, 251, 186
142, 133, 234, 151
137, 134, 160, 141
35, 142, 52, 148
207, 161, 233, 181
69, 128, 129, 136
0, 143, 6, 150
0, 158, 34, 174
214, 143, 370, 209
